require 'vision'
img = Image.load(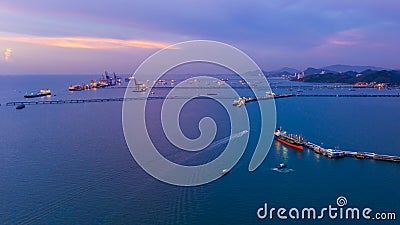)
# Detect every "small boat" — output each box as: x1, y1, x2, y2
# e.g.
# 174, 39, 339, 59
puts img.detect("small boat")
266, 91, 276, 97
222, 169, 230, 176
24, 89, 51, 98
277, 163, 287, 169
132, 86, 148, 92
69, 85, 83, 91
233, 97, 246, 107
16, 104, 26, 110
